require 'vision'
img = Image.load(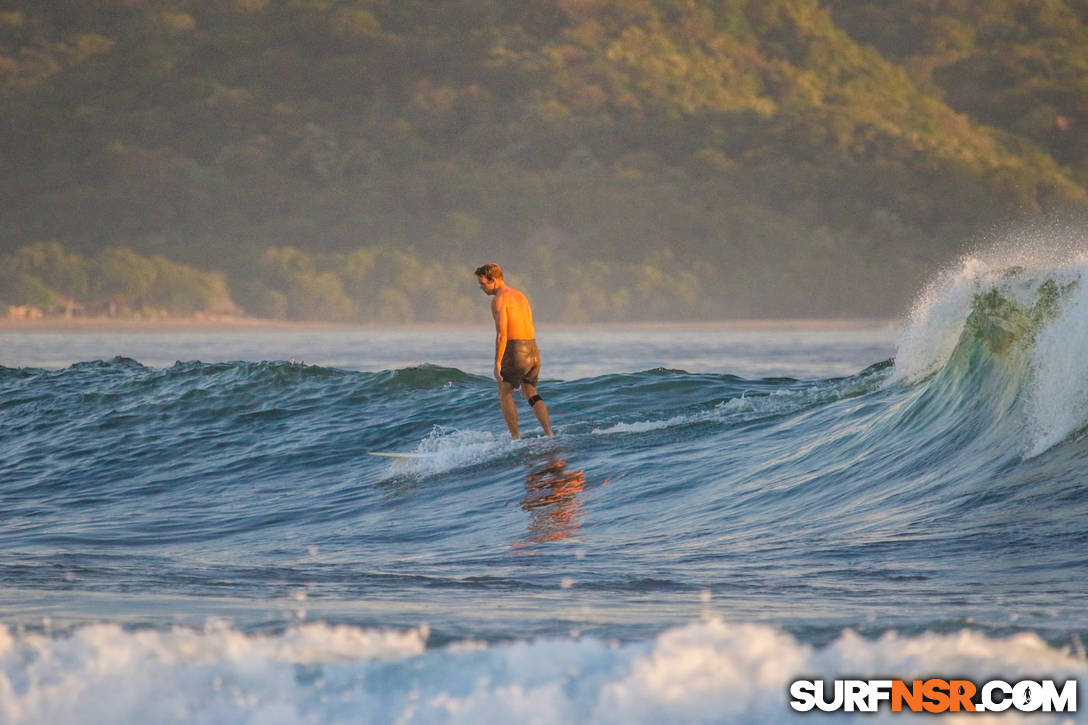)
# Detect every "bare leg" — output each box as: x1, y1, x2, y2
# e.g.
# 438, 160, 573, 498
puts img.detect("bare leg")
521, 383, 554, 436
498, 381, 520, 440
